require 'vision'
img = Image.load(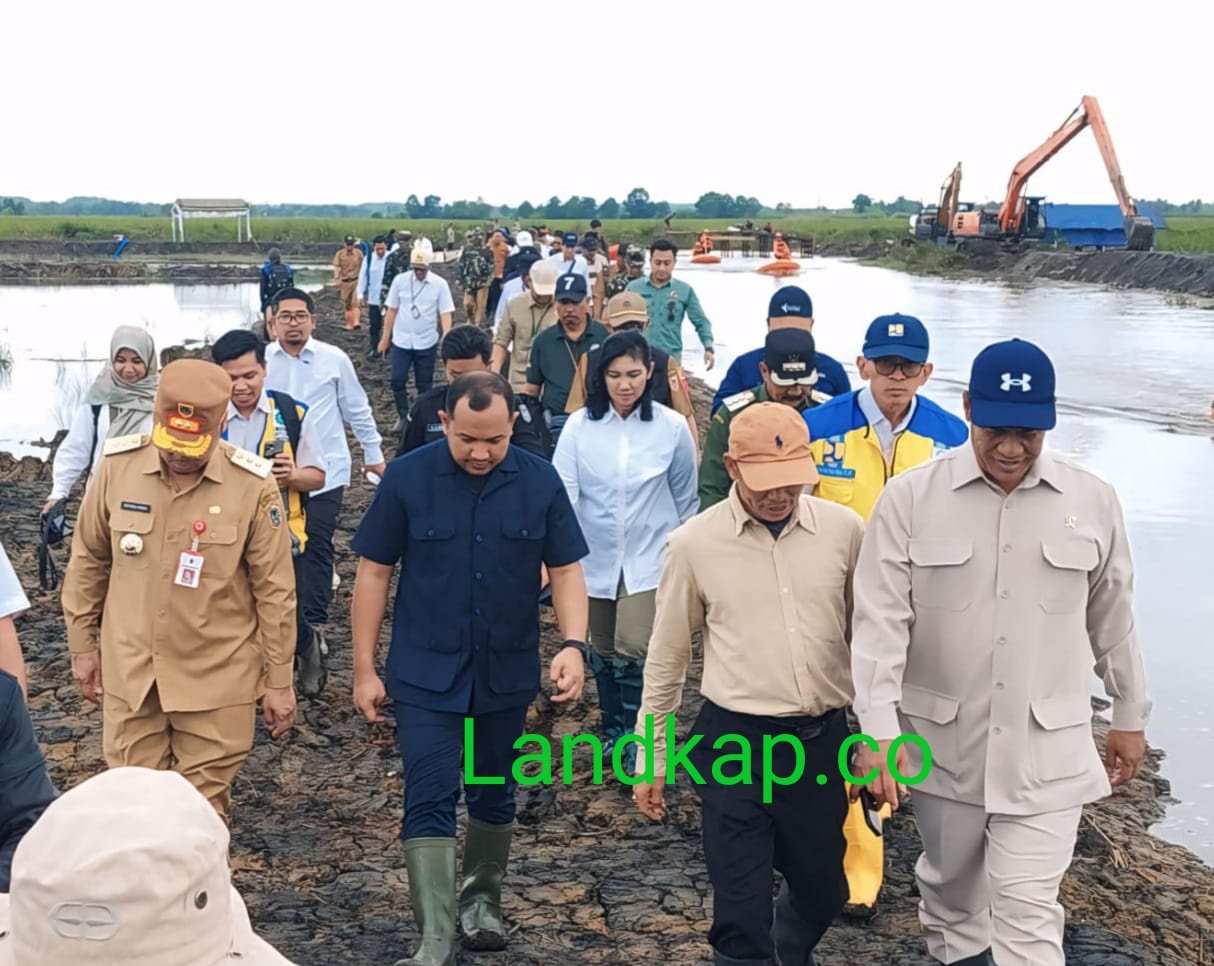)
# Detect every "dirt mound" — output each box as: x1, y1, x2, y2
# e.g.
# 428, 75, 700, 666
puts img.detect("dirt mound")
1007, 250, 1214, 297
4, 275, 1209, 965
